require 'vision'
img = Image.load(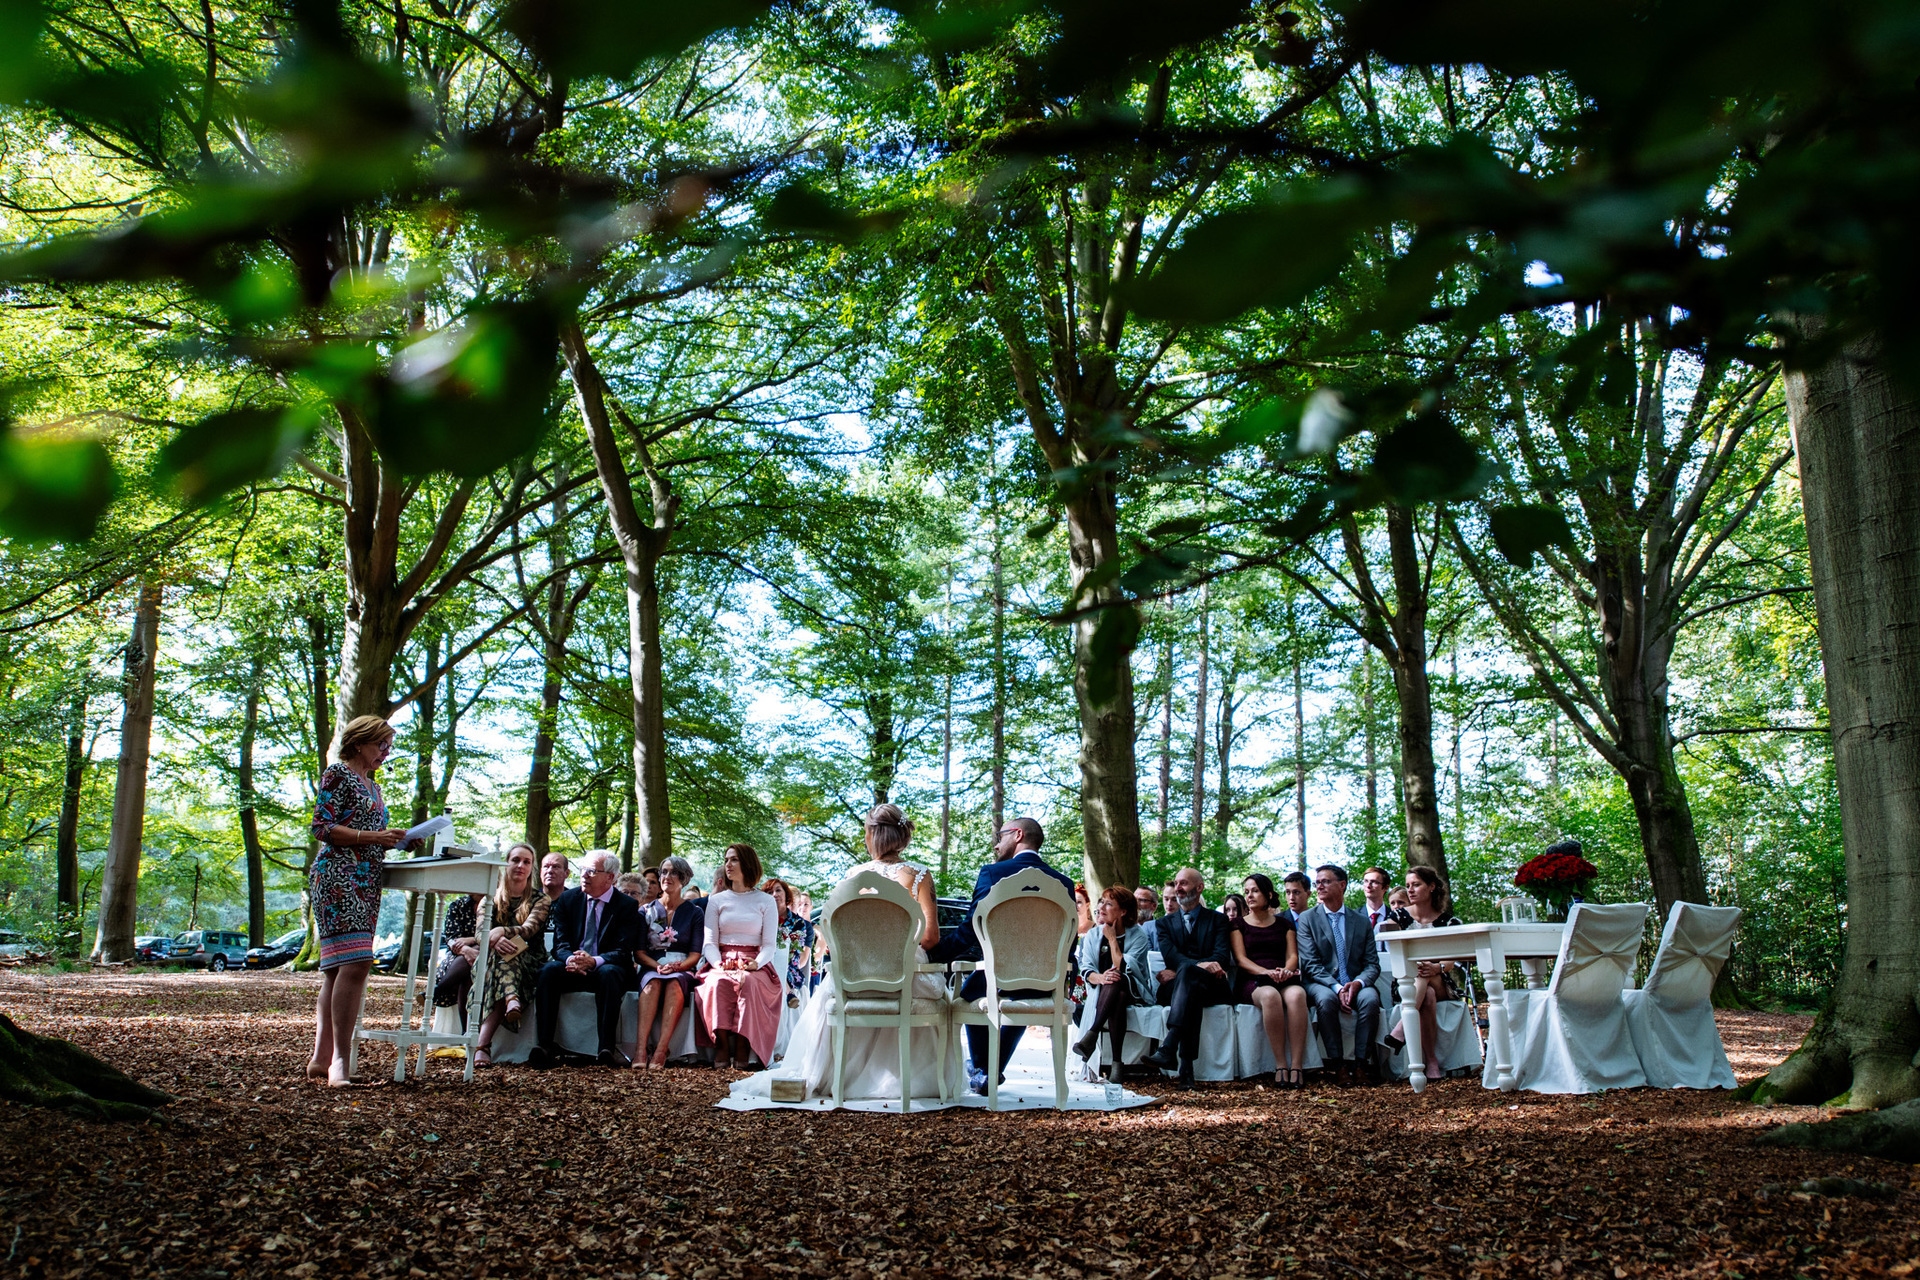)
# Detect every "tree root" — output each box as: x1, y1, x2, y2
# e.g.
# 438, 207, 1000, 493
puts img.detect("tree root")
1755, 1098, 1920, 1164
0, 1013, 173, 1123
